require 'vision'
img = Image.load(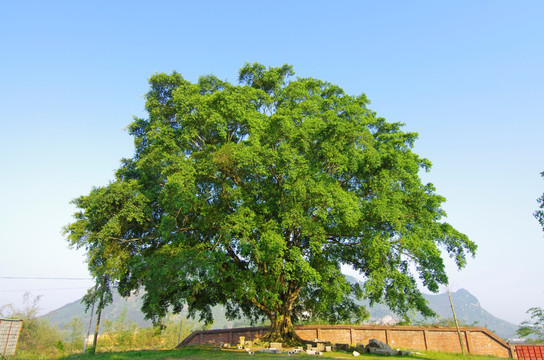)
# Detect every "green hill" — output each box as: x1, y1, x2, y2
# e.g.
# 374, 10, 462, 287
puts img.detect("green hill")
343, 275, 517, 339
421, 288, 518, 339
43, 281, 517, 340
43, 291, 256, 333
